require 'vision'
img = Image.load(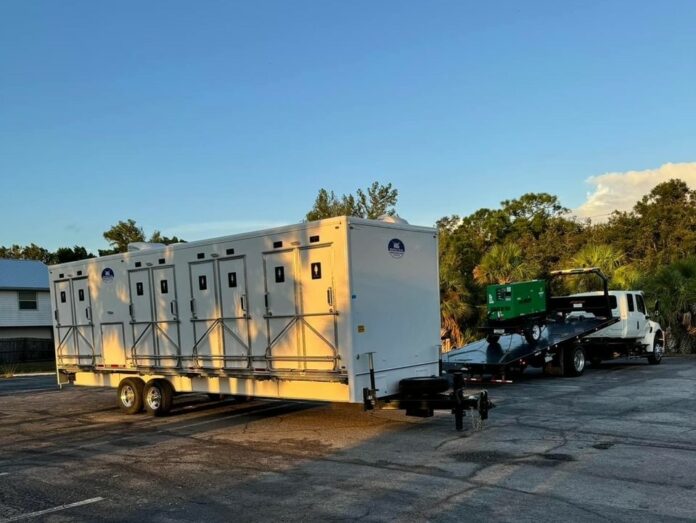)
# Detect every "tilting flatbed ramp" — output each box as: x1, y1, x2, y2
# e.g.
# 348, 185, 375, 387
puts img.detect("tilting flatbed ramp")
443, 316, 618, 372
